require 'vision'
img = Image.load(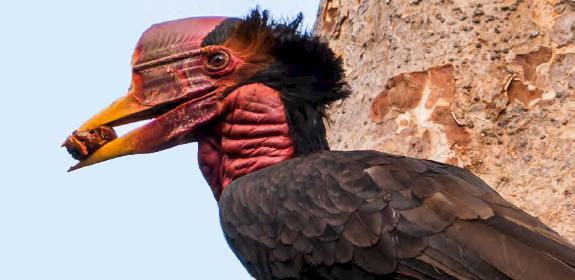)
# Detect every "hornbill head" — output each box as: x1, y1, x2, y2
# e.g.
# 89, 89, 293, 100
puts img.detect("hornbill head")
64, 10, 348, 174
